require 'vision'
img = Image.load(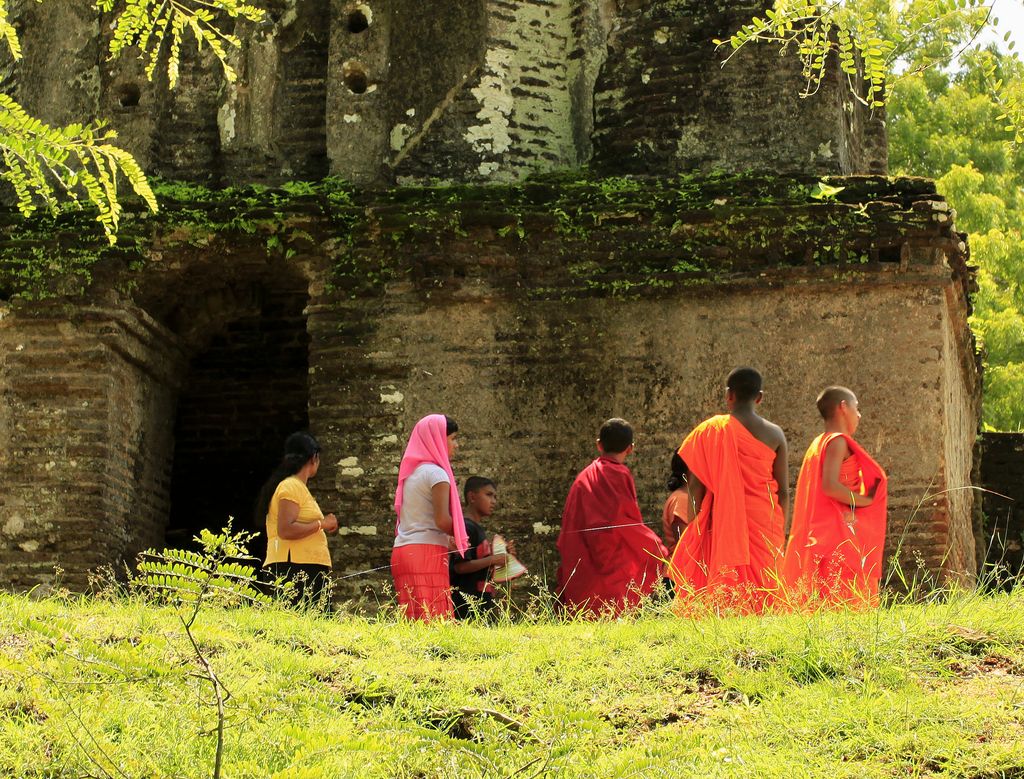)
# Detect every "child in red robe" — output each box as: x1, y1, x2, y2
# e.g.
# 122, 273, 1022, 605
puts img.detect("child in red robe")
556, 418, 668, 616
782, 387, 888, 608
